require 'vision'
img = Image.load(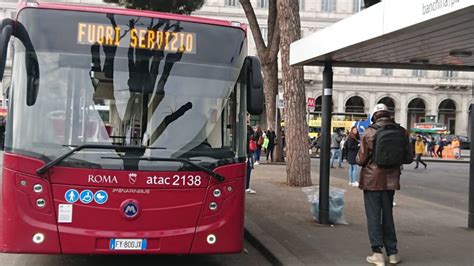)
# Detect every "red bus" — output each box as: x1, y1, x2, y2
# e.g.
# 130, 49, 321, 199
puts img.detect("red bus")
0, 0, 263, 254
